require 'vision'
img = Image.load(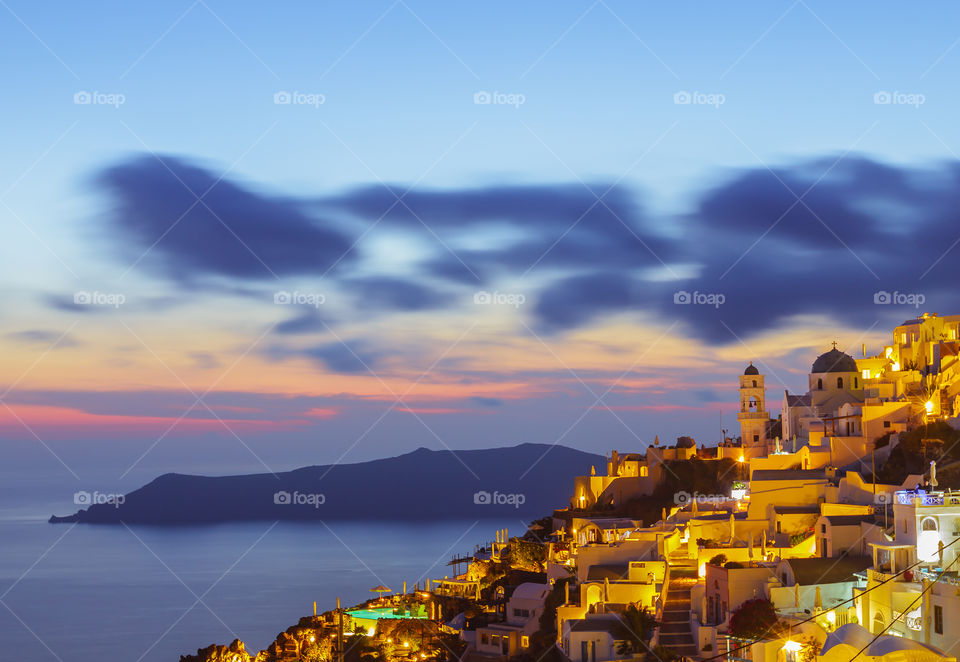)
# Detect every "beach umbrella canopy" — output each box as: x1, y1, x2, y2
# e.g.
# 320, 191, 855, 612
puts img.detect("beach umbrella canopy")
371, 585, 391, 598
